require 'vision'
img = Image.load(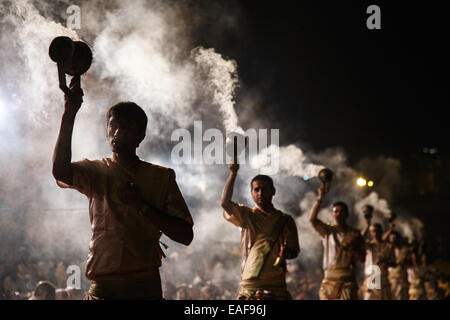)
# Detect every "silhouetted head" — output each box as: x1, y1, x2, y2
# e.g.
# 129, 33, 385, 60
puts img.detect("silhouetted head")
33, 281, 56, 300
250, 175, 275, 209
66, 287, 83, 300
176, 285, 189, 300
388, 231, 400, 245
370, 223, 383, 241
332, 201, 349, 226
106, 102, 147, 153
55, 288, 69, 300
